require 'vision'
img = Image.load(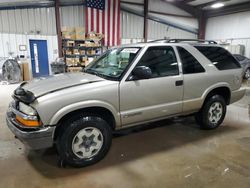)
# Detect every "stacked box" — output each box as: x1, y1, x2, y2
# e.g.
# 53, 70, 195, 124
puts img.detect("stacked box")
65, 49, 72, 55
79, 50, 85, 55
67, 67, 82, 73
62, 27, 76, 40
74, 57, 80, 65
73, 49, 80, 55
66, 40, 75, 47
86, 49, 96, 55
75, 27, 85, 40
87, 32, 96, 40
66, 58, 75, 66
